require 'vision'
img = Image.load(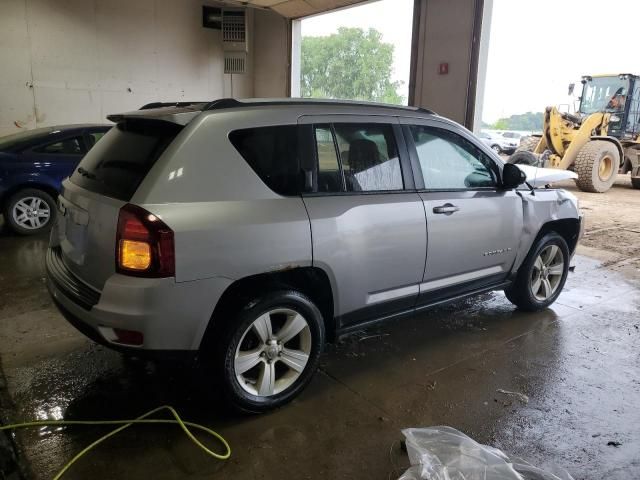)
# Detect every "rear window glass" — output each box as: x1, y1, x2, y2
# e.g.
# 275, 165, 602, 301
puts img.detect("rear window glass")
229, 126, 300, 196
70, 120, 181, 201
